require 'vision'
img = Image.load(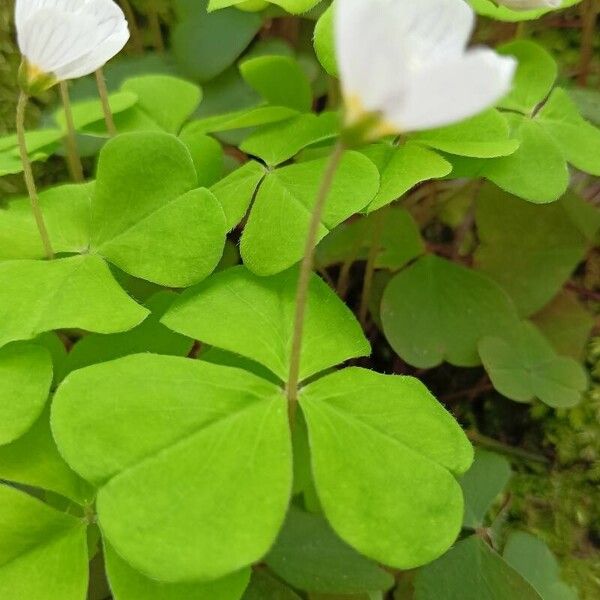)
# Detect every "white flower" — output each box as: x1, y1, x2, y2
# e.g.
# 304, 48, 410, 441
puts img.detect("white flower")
493, 0, 562, 10
335, 0, 517, 137
16, 0, 129, 93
